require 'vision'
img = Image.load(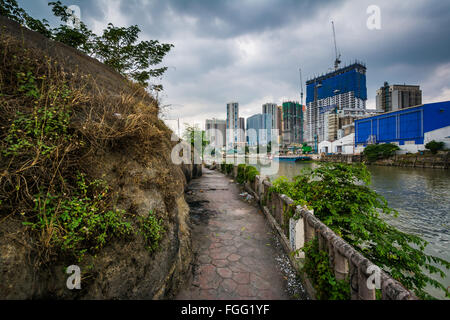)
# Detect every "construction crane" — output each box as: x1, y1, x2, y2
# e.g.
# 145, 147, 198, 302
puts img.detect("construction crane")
299, 68, 304, 106
331, 21, 341, 71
